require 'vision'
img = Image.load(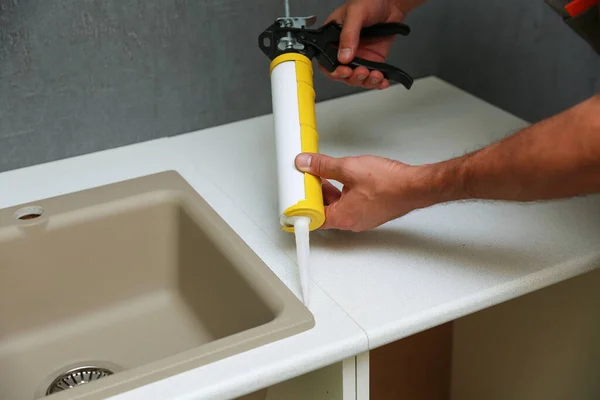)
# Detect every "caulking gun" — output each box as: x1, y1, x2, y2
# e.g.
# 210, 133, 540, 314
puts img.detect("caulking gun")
257, 13, 414, 233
